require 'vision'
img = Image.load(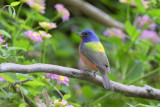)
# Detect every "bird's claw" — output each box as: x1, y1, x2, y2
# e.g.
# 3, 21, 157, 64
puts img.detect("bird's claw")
83, 68, 91, 72
93, 71, 97, 77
